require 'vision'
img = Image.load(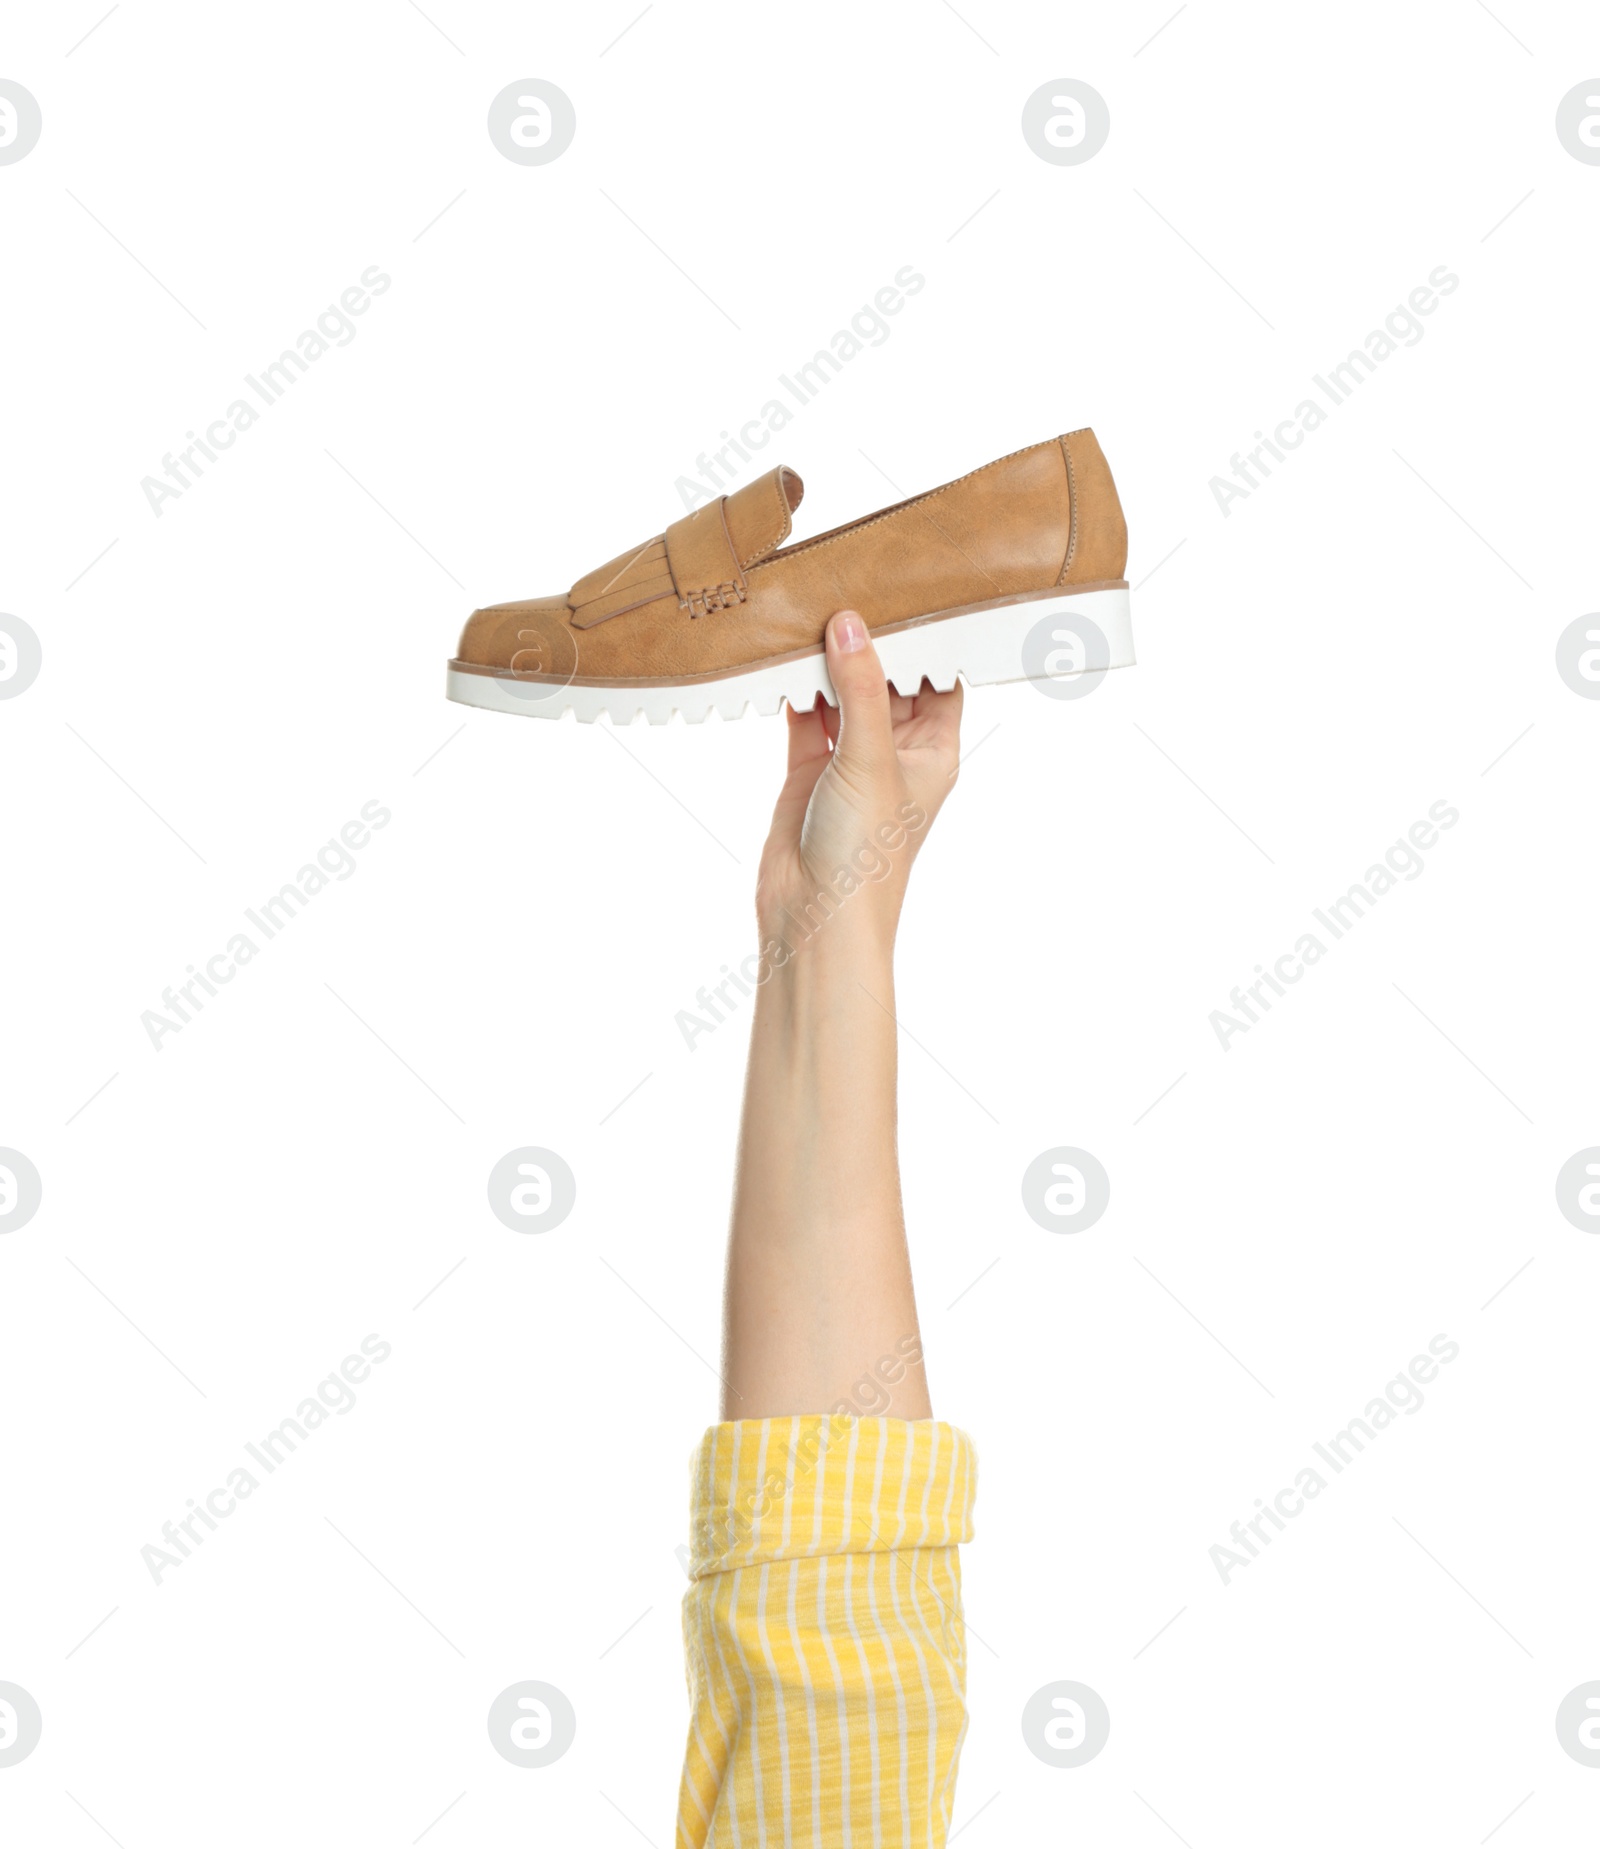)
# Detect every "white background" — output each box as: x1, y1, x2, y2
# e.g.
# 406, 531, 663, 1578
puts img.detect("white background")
2, 1, 1598, 1842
